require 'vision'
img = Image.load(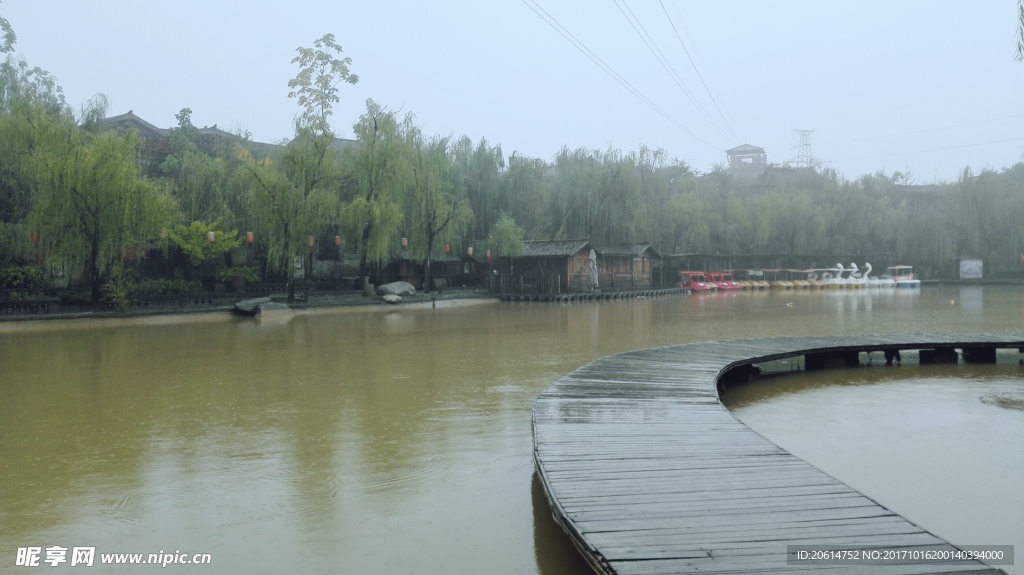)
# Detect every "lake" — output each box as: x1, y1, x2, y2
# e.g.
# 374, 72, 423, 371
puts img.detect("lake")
1, 285, 1021, 574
